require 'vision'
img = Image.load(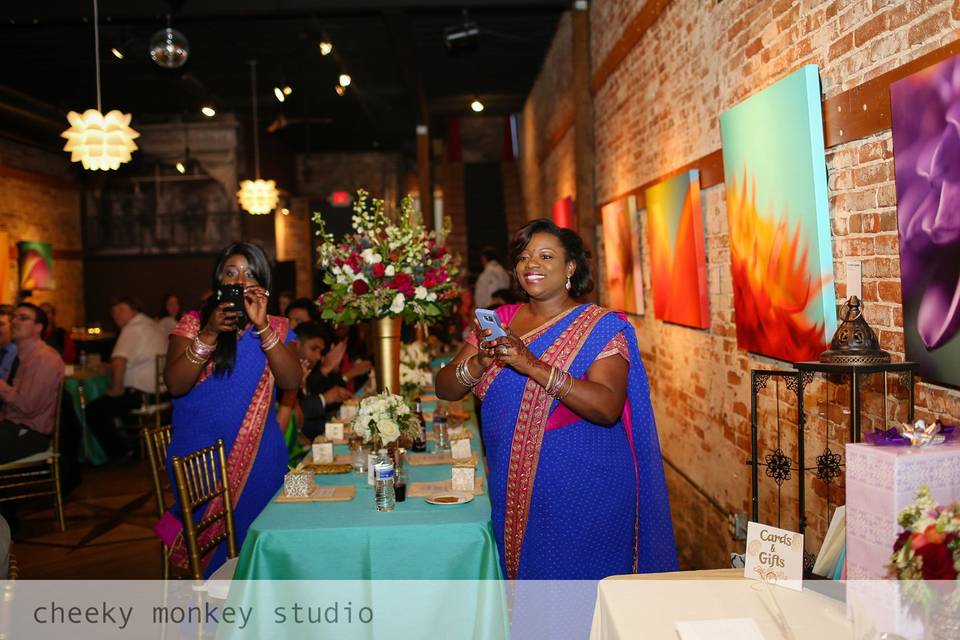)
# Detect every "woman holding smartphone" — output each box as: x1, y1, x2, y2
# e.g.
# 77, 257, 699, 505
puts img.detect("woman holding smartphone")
156, 241, 301, 578
437, 219, 677, 582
